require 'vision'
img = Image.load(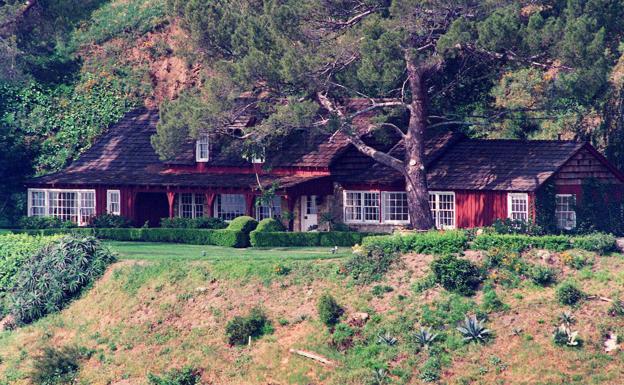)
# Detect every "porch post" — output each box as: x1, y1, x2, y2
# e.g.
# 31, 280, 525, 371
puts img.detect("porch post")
285, 194, 297, 231
205, 192, 216, 217
167, 191, 175, 219
245, 193, 255, 217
